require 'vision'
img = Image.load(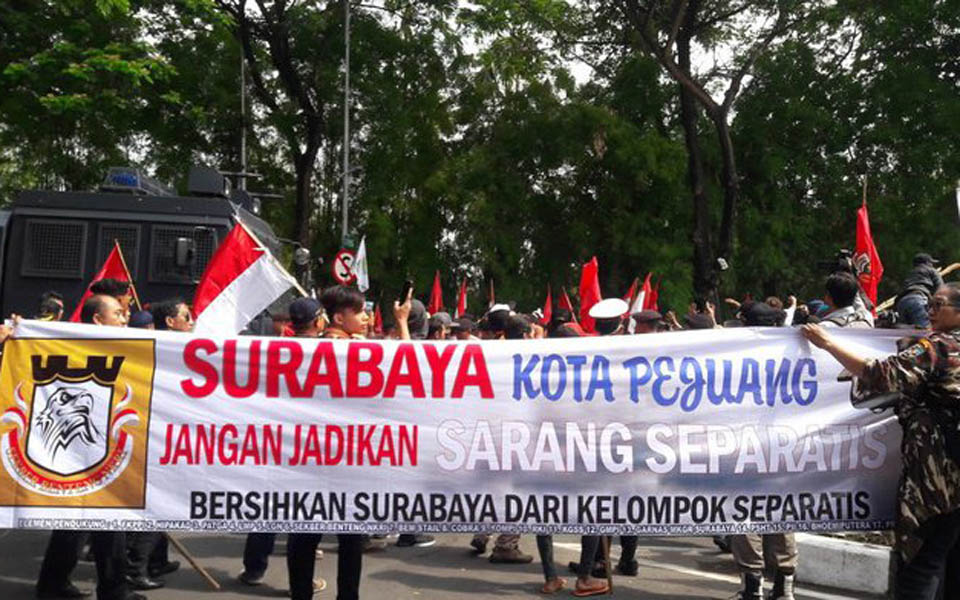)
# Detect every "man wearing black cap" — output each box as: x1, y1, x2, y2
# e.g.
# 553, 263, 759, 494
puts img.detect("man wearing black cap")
897, 252, 944, 328
284, 290, 371, 600
630, 310, 664, 334
451, 317, 478, 340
